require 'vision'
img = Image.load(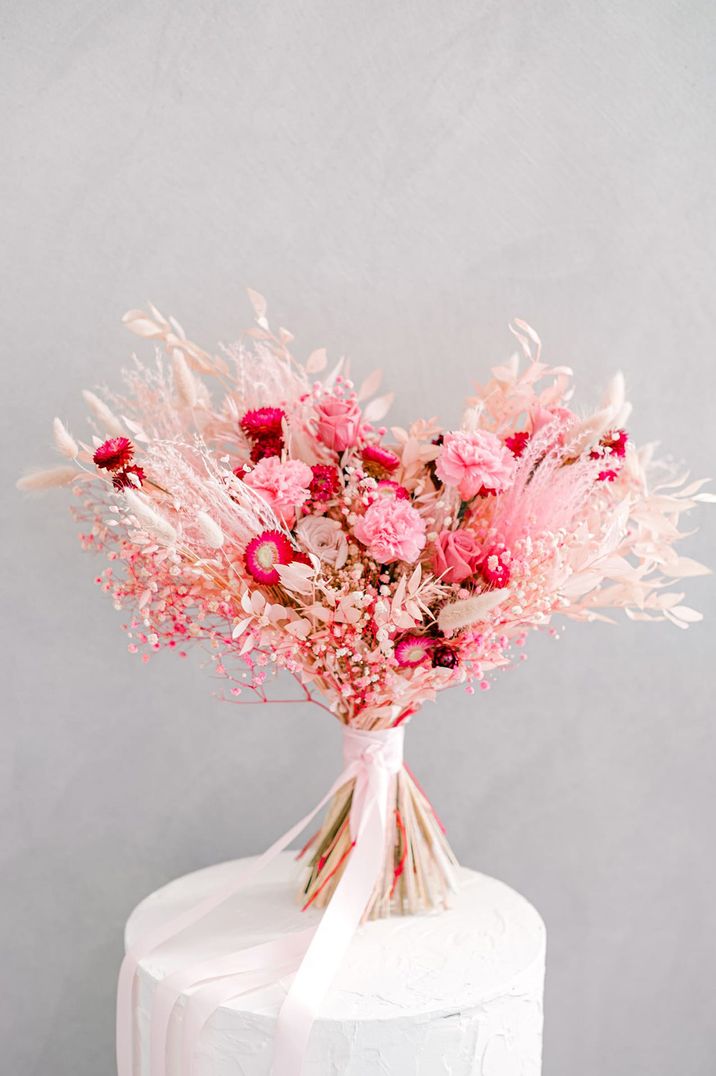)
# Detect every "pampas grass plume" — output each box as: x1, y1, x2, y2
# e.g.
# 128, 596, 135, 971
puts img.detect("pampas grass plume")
52, 417, 79, 459
437, 590, 508, 633
197, 510, 224, 548
124, 490, 177, 545
17, 466, 79, 492
172, 349, 198, 408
